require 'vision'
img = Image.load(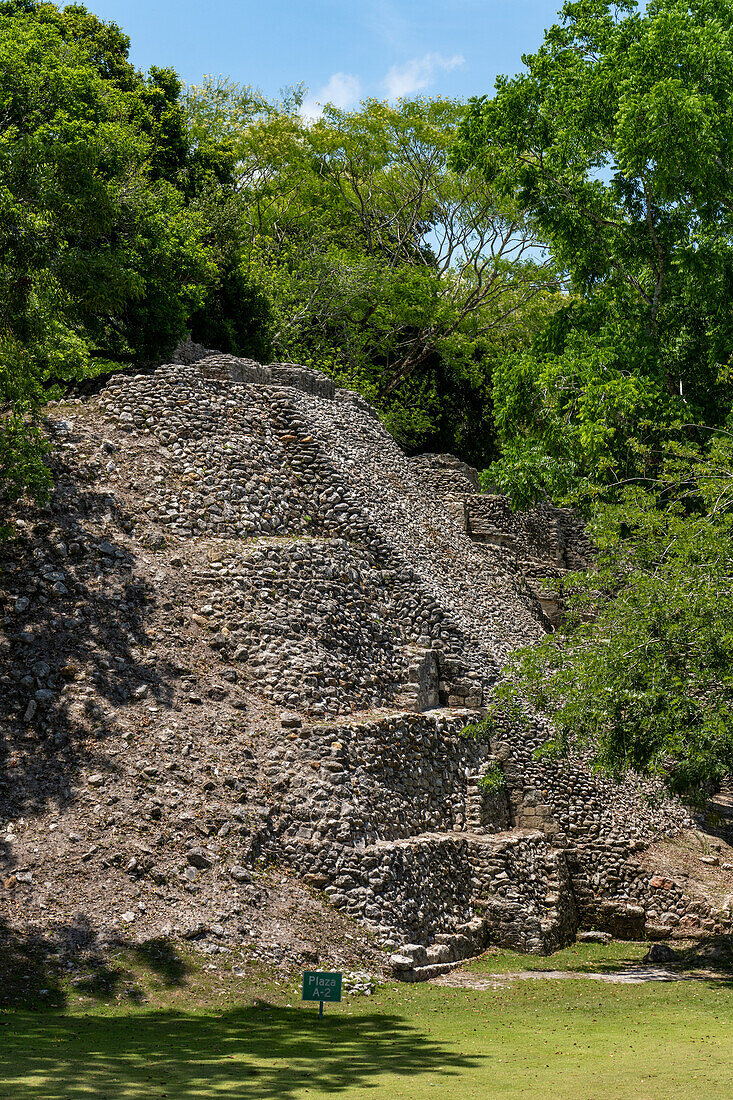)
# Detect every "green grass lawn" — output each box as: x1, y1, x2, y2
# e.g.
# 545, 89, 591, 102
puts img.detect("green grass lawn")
1, 943, 731, 1099
467, 939, 653, 973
